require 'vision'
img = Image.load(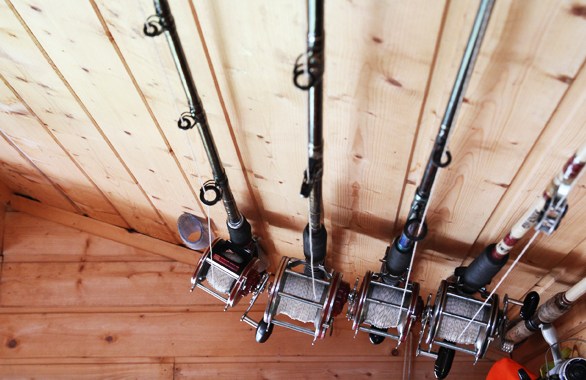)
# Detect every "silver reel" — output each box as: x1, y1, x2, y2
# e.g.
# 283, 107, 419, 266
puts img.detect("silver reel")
255, 256, 349, 343
347, 271, 421, 346
417, 280, 501, 361
190, 238, 269, 310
